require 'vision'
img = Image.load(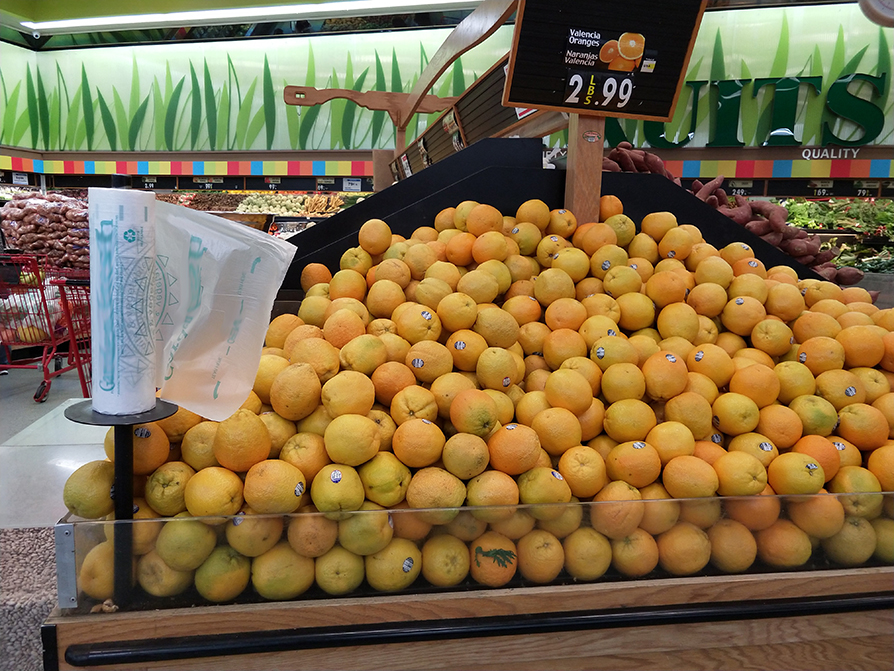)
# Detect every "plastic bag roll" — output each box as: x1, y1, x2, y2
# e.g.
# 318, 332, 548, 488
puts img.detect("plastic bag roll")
88, 188, 158, 415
